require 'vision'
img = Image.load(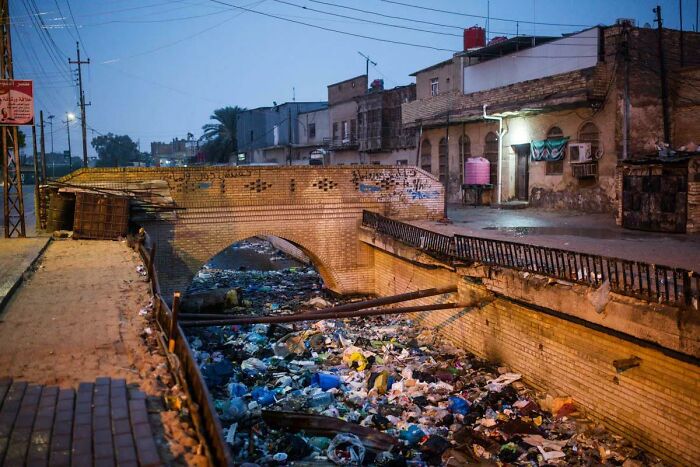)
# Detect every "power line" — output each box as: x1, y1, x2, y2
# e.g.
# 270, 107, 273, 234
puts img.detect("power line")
377, 0, 592, 27
207, 0, 460, 52
64, 0, 88, 55
272, 0, 461, 37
